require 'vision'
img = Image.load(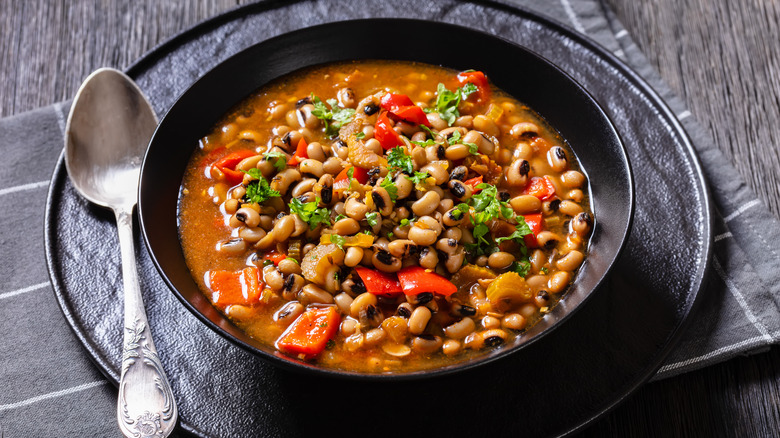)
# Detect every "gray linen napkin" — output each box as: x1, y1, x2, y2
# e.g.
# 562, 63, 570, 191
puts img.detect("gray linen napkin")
1, 0, 779, 436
